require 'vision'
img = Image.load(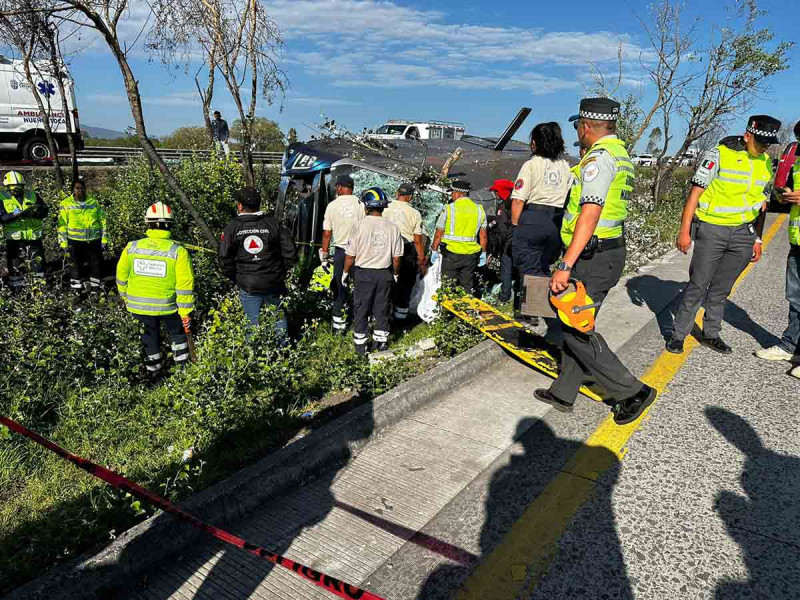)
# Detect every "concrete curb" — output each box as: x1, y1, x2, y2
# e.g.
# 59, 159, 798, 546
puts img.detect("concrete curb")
6, 340, 505, 600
